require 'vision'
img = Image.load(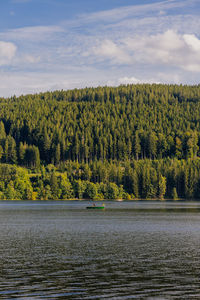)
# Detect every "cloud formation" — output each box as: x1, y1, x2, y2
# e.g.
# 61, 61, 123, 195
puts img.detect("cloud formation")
184, 34, 200, 52
80, 0, 195, 24
1, 26, 63, 41
0, 41, 17, 66
92, 30, 200, 72
93, 40, 131, 64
